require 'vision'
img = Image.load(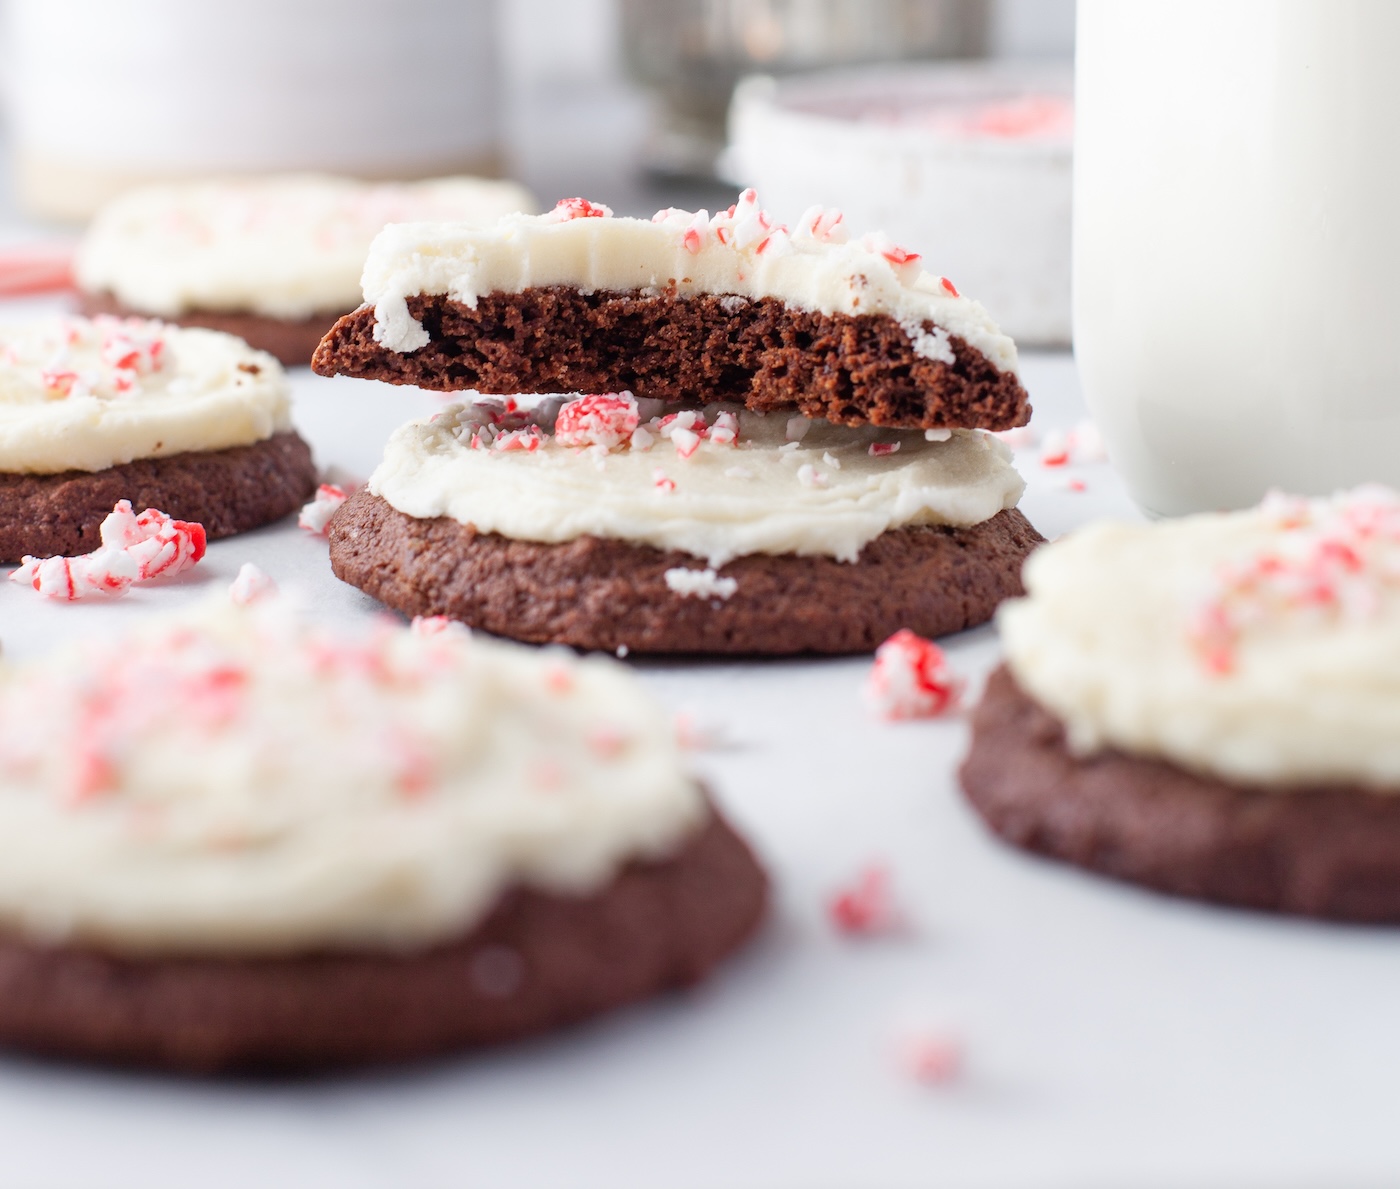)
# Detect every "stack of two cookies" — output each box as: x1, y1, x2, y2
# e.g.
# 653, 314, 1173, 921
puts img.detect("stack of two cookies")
313, 192, 1044, 653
